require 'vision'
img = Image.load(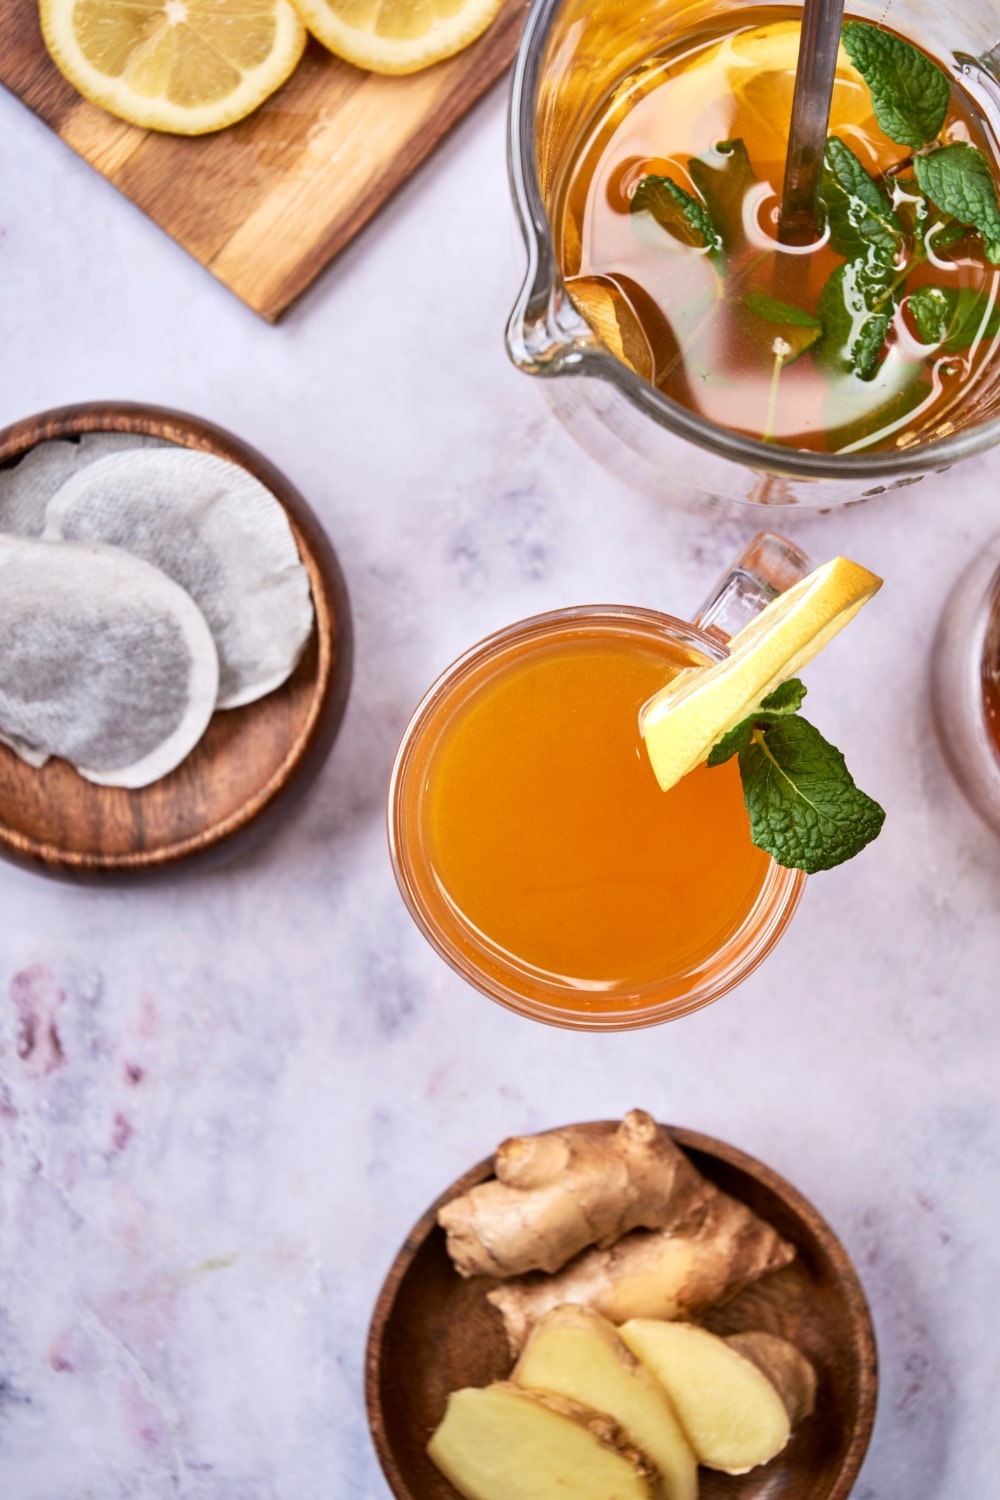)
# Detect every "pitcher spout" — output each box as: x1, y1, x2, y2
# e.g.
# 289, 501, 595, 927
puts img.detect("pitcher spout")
505, 273, 591, 376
